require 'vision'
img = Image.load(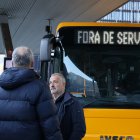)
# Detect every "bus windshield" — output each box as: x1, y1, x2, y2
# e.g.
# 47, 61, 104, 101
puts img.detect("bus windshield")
57, 22, 140, 108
